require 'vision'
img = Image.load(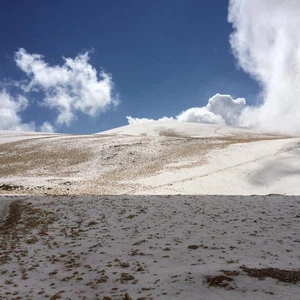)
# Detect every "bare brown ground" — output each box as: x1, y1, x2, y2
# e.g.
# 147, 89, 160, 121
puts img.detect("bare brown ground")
205, 275, 235, 289
240, 265, 300, 284
204, 266, 300, 290
0, 138, 94, 177
0, 200, 56, 267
